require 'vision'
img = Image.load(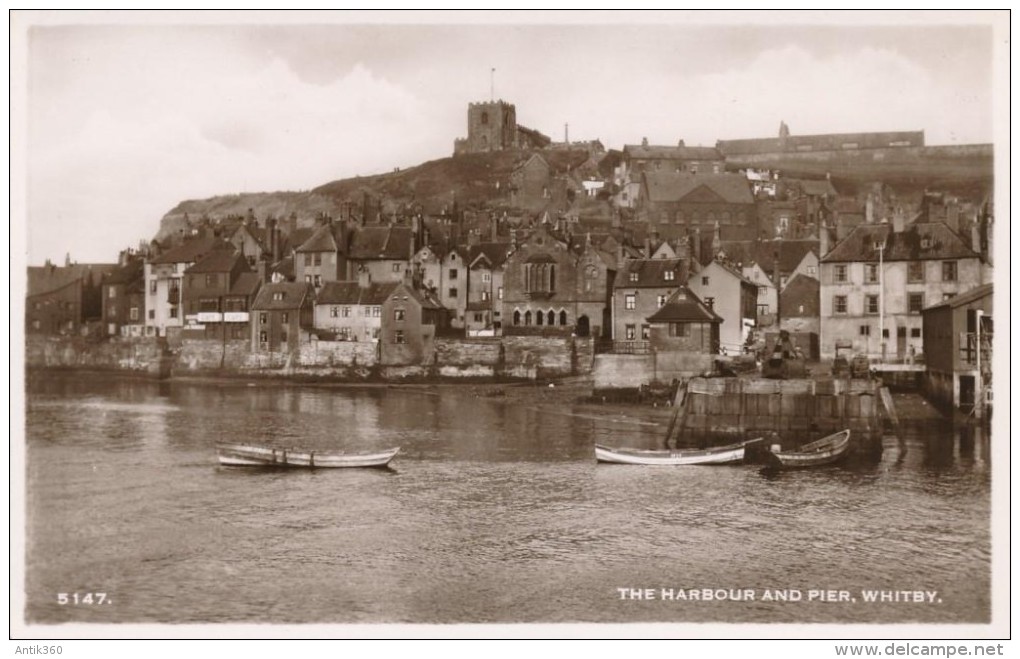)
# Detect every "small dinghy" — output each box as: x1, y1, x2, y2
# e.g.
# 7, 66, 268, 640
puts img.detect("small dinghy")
764, 429, 851, 469
217, 443, 400, 468
595, 438, 764, 466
